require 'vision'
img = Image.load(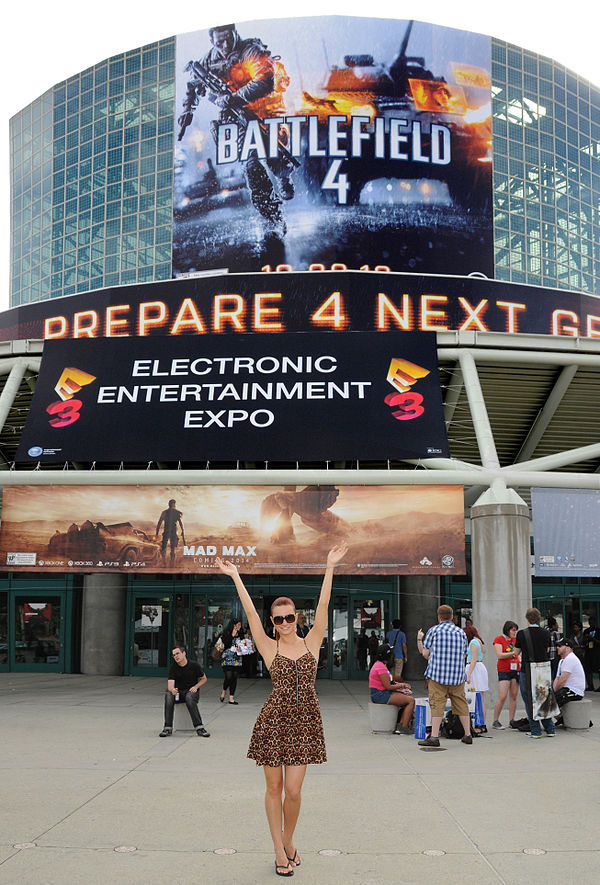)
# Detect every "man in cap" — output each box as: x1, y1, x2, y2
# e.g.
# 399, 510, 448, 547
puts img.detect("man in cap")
553, 637, 586, 726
